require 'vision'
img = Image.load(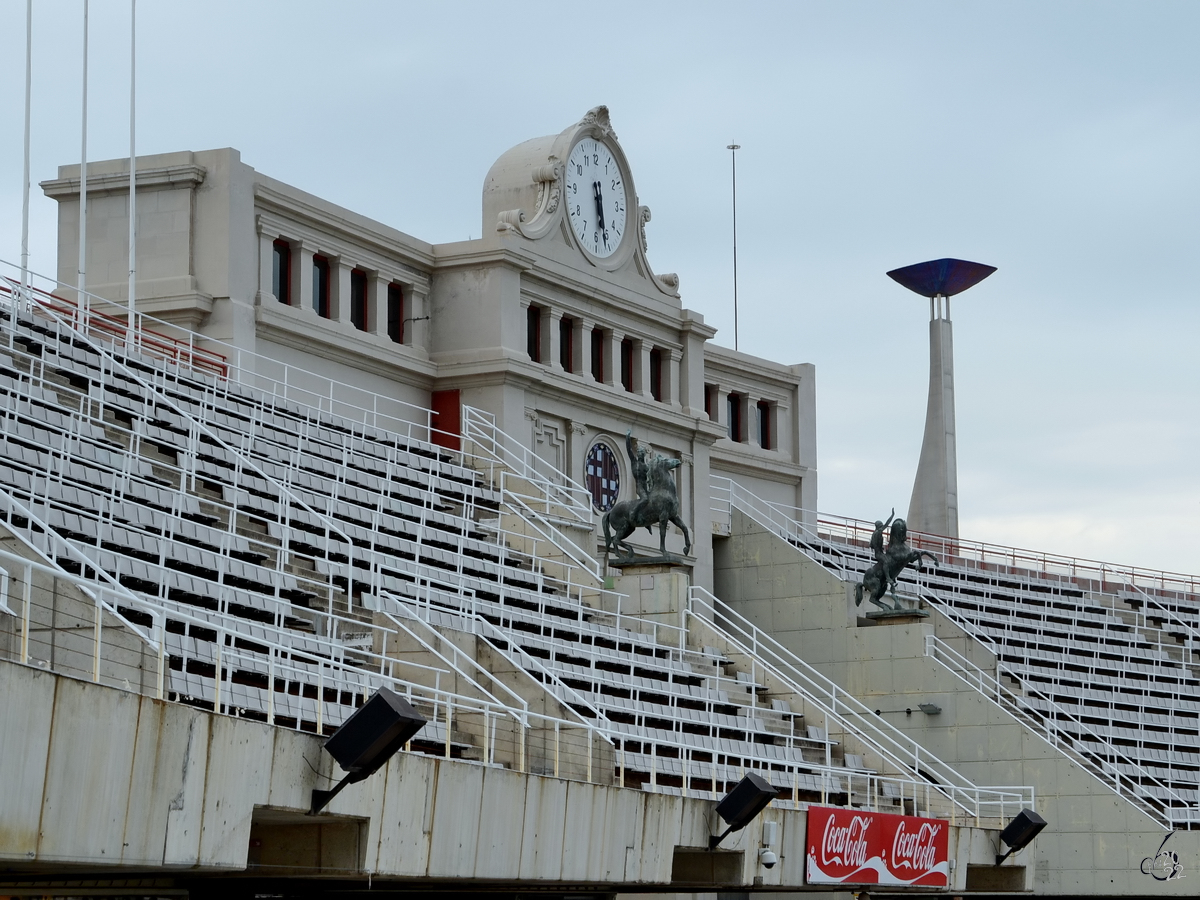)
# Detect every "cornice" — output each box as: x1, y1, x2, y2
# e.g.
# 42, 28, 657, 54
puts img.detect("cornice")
710, 447, 808, 482
41, 163, 207, 198
430, 243, 538, 273
254, 182, 437, 271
